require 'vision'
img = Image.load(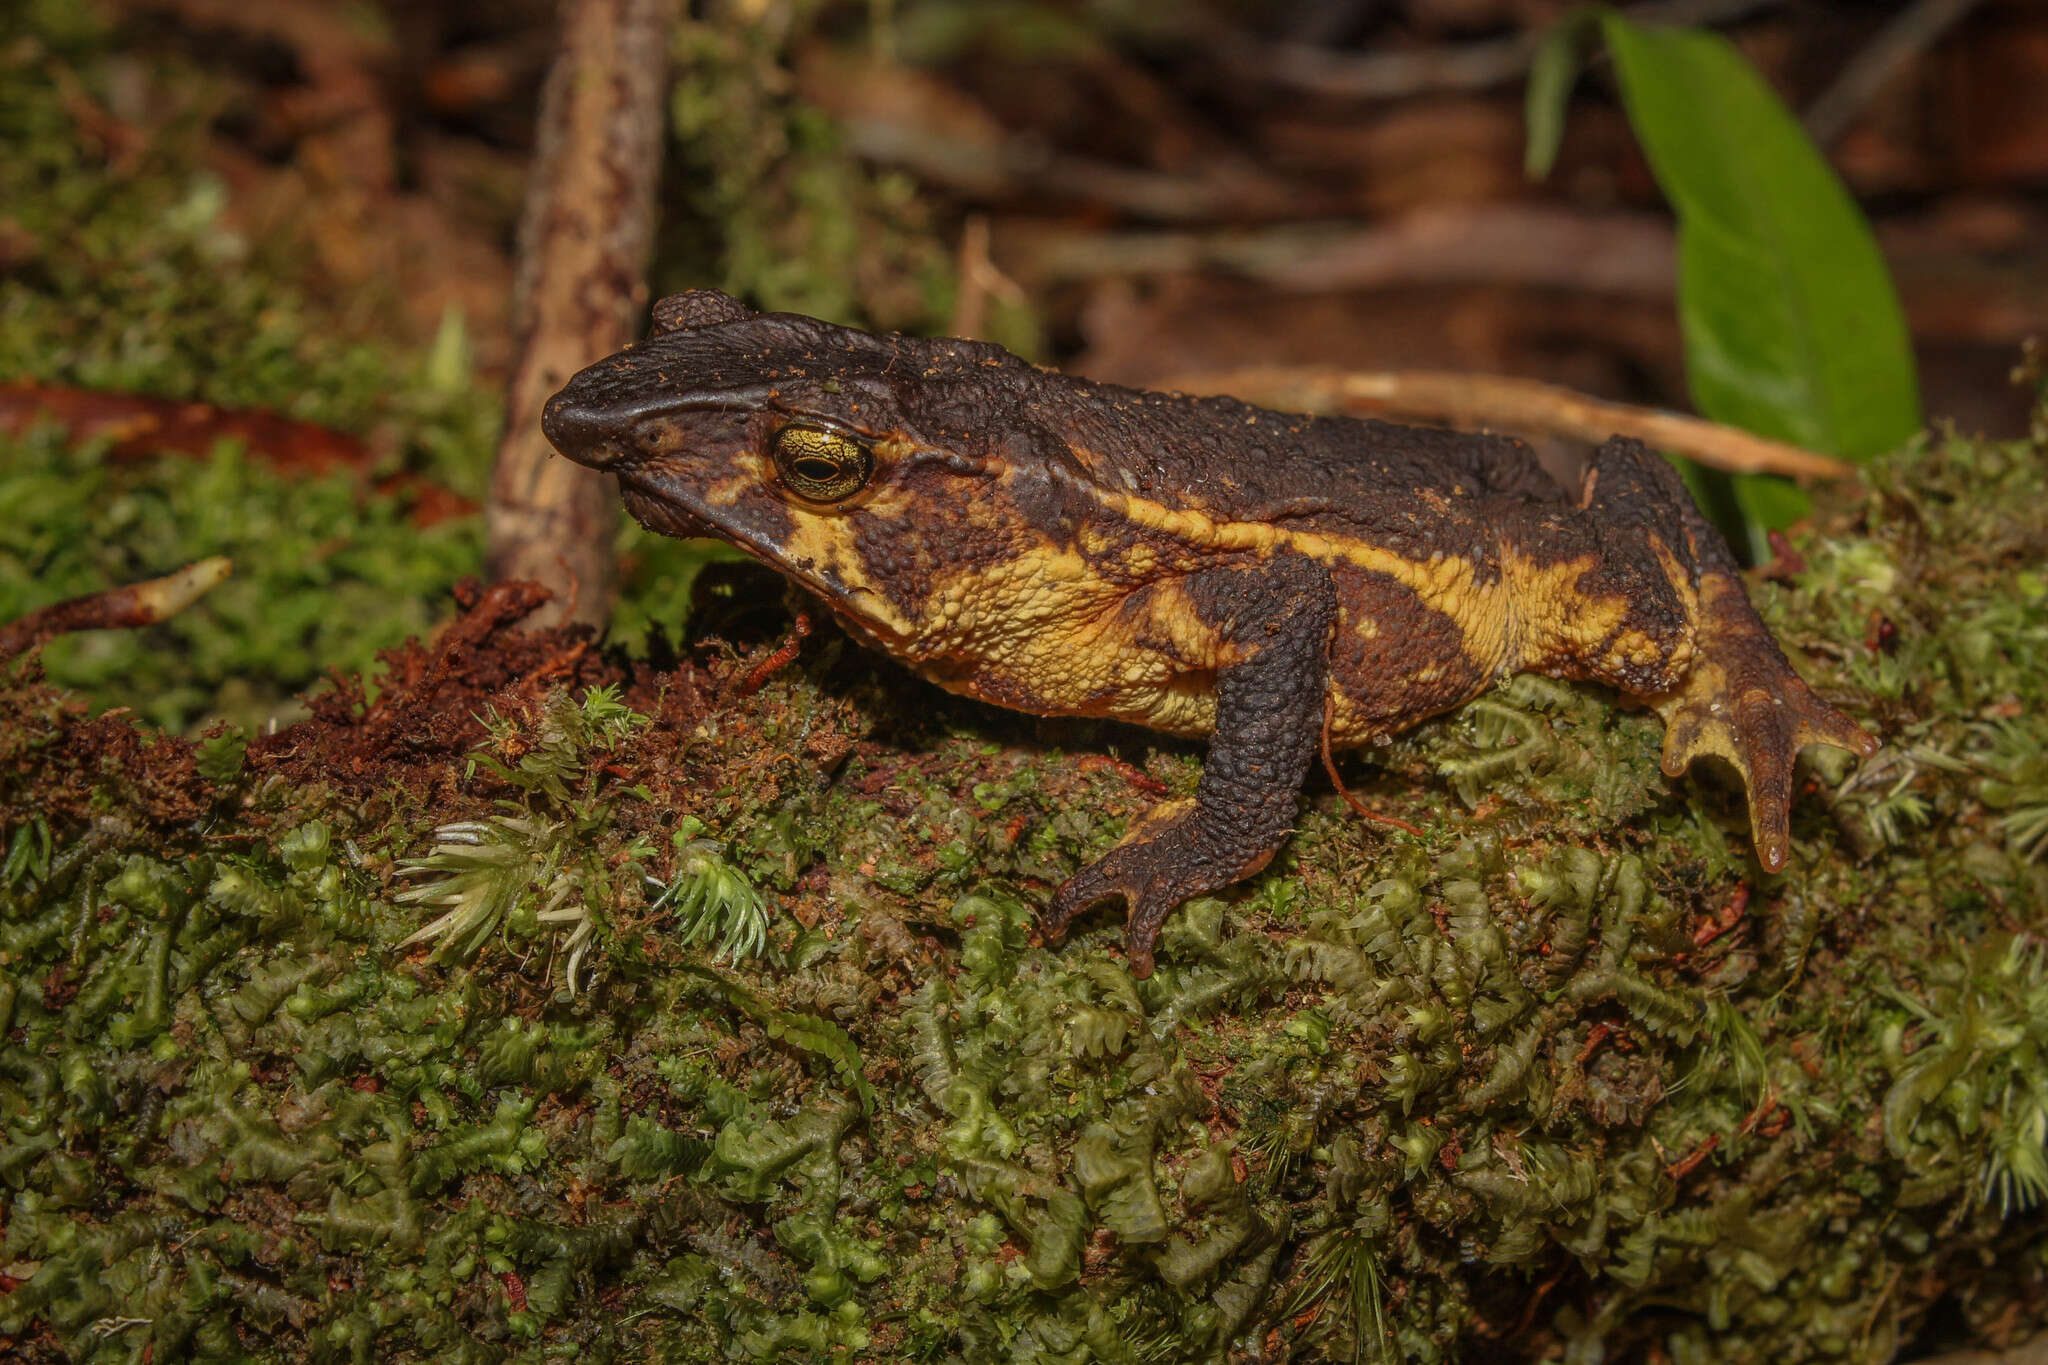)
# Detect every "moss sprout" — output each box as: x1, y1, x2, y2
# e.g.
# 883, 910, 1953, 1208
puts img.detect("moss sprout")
656, 836, 774, 964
